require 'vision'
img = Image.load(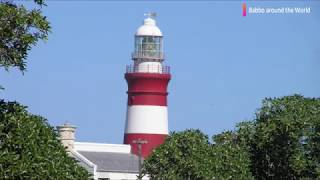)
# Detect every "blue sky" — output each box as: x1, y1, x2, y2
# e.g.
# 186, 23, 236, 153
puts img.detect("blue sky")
1, 1, 319, 144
